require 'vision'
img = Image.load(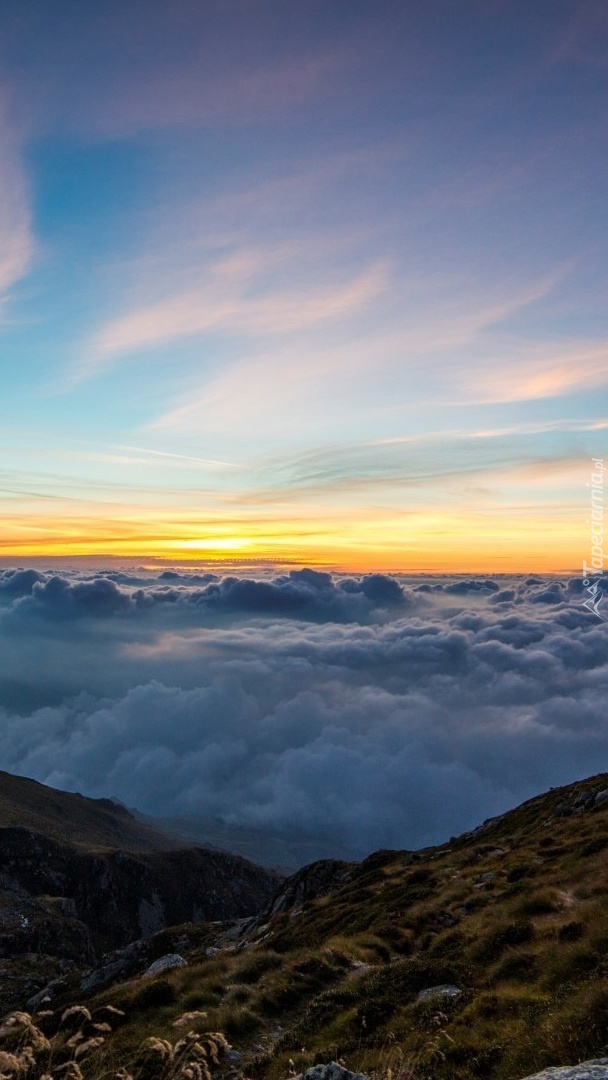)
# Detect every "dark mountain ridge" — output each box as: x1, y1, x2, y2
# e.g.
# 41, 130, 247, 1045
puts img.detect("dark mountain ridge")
0, 769, 282, 1011
0, 770, 186, 852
